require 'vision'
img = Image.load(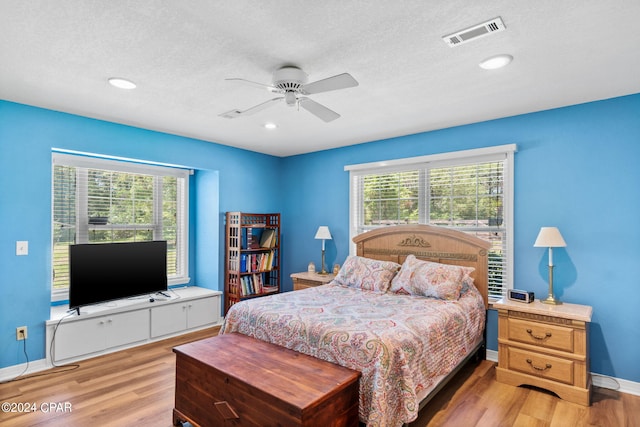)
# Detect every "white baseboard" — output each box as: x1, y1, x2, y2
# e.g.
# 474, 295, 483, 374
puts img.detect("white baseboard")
0, 358, 50, 383
485, 349, 639, 396
592, 373, 640, 396
487, 349, 498, 362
